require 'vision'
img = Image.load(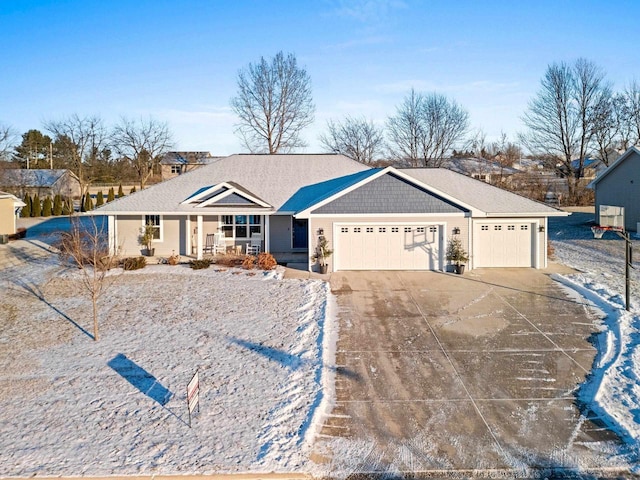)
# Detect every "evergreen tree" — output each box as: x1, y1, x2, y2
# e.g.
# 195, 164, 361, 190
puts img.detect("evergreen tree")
129, 186, 136, 194
21, 194, 31, 217
107, 187, 115, 202
118, 184, 124, 197
42, 196, 53, 217
96, 191, 104, 207
62, 198, 72, 215
83, 194, 94, 212
53, 194, 63, 216
32, 194, 41, 217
